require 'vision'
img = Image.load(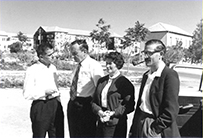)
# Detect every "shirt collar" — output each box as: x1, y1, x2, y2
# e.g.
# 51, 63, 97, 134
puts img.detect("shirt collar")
109, 71, 121, 80
38, 60, 51, 68
148, 60, 165, 77
79, 55, 90, 67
